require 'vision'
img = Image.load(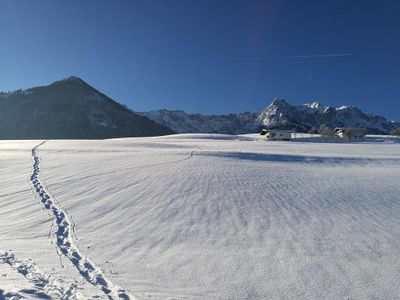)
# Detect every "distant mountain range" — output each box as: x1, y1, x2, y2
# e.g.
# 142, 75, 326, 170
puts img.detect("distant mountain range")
141, 99, 400, 135
140, 110, 259, 135
0, 77, 173, 139
1, 76, 398, 139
